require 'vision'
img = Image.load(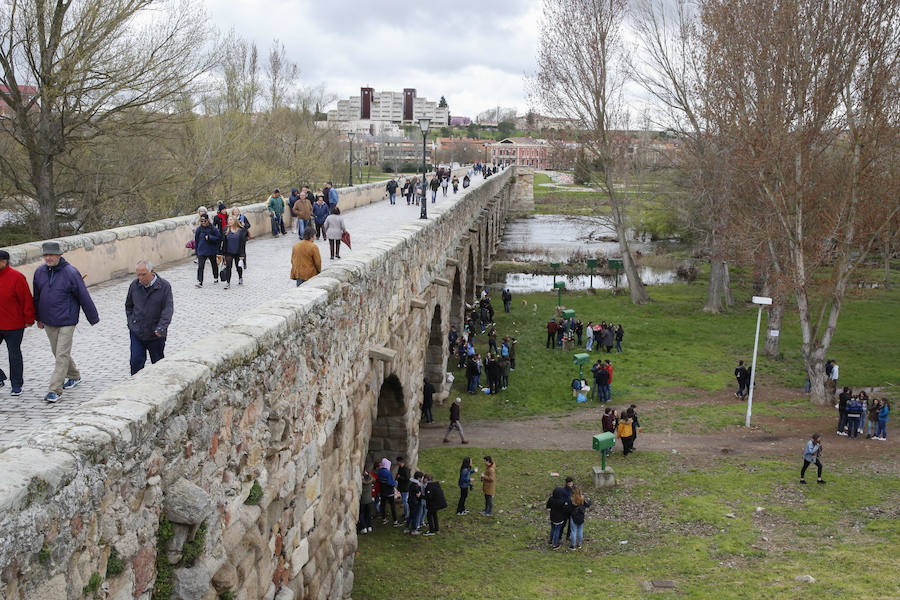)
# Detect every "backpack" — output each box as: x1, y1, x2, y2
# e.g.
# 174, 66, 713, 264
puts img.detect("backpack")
572, 378, 582, 391
572, 504, 587, 525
